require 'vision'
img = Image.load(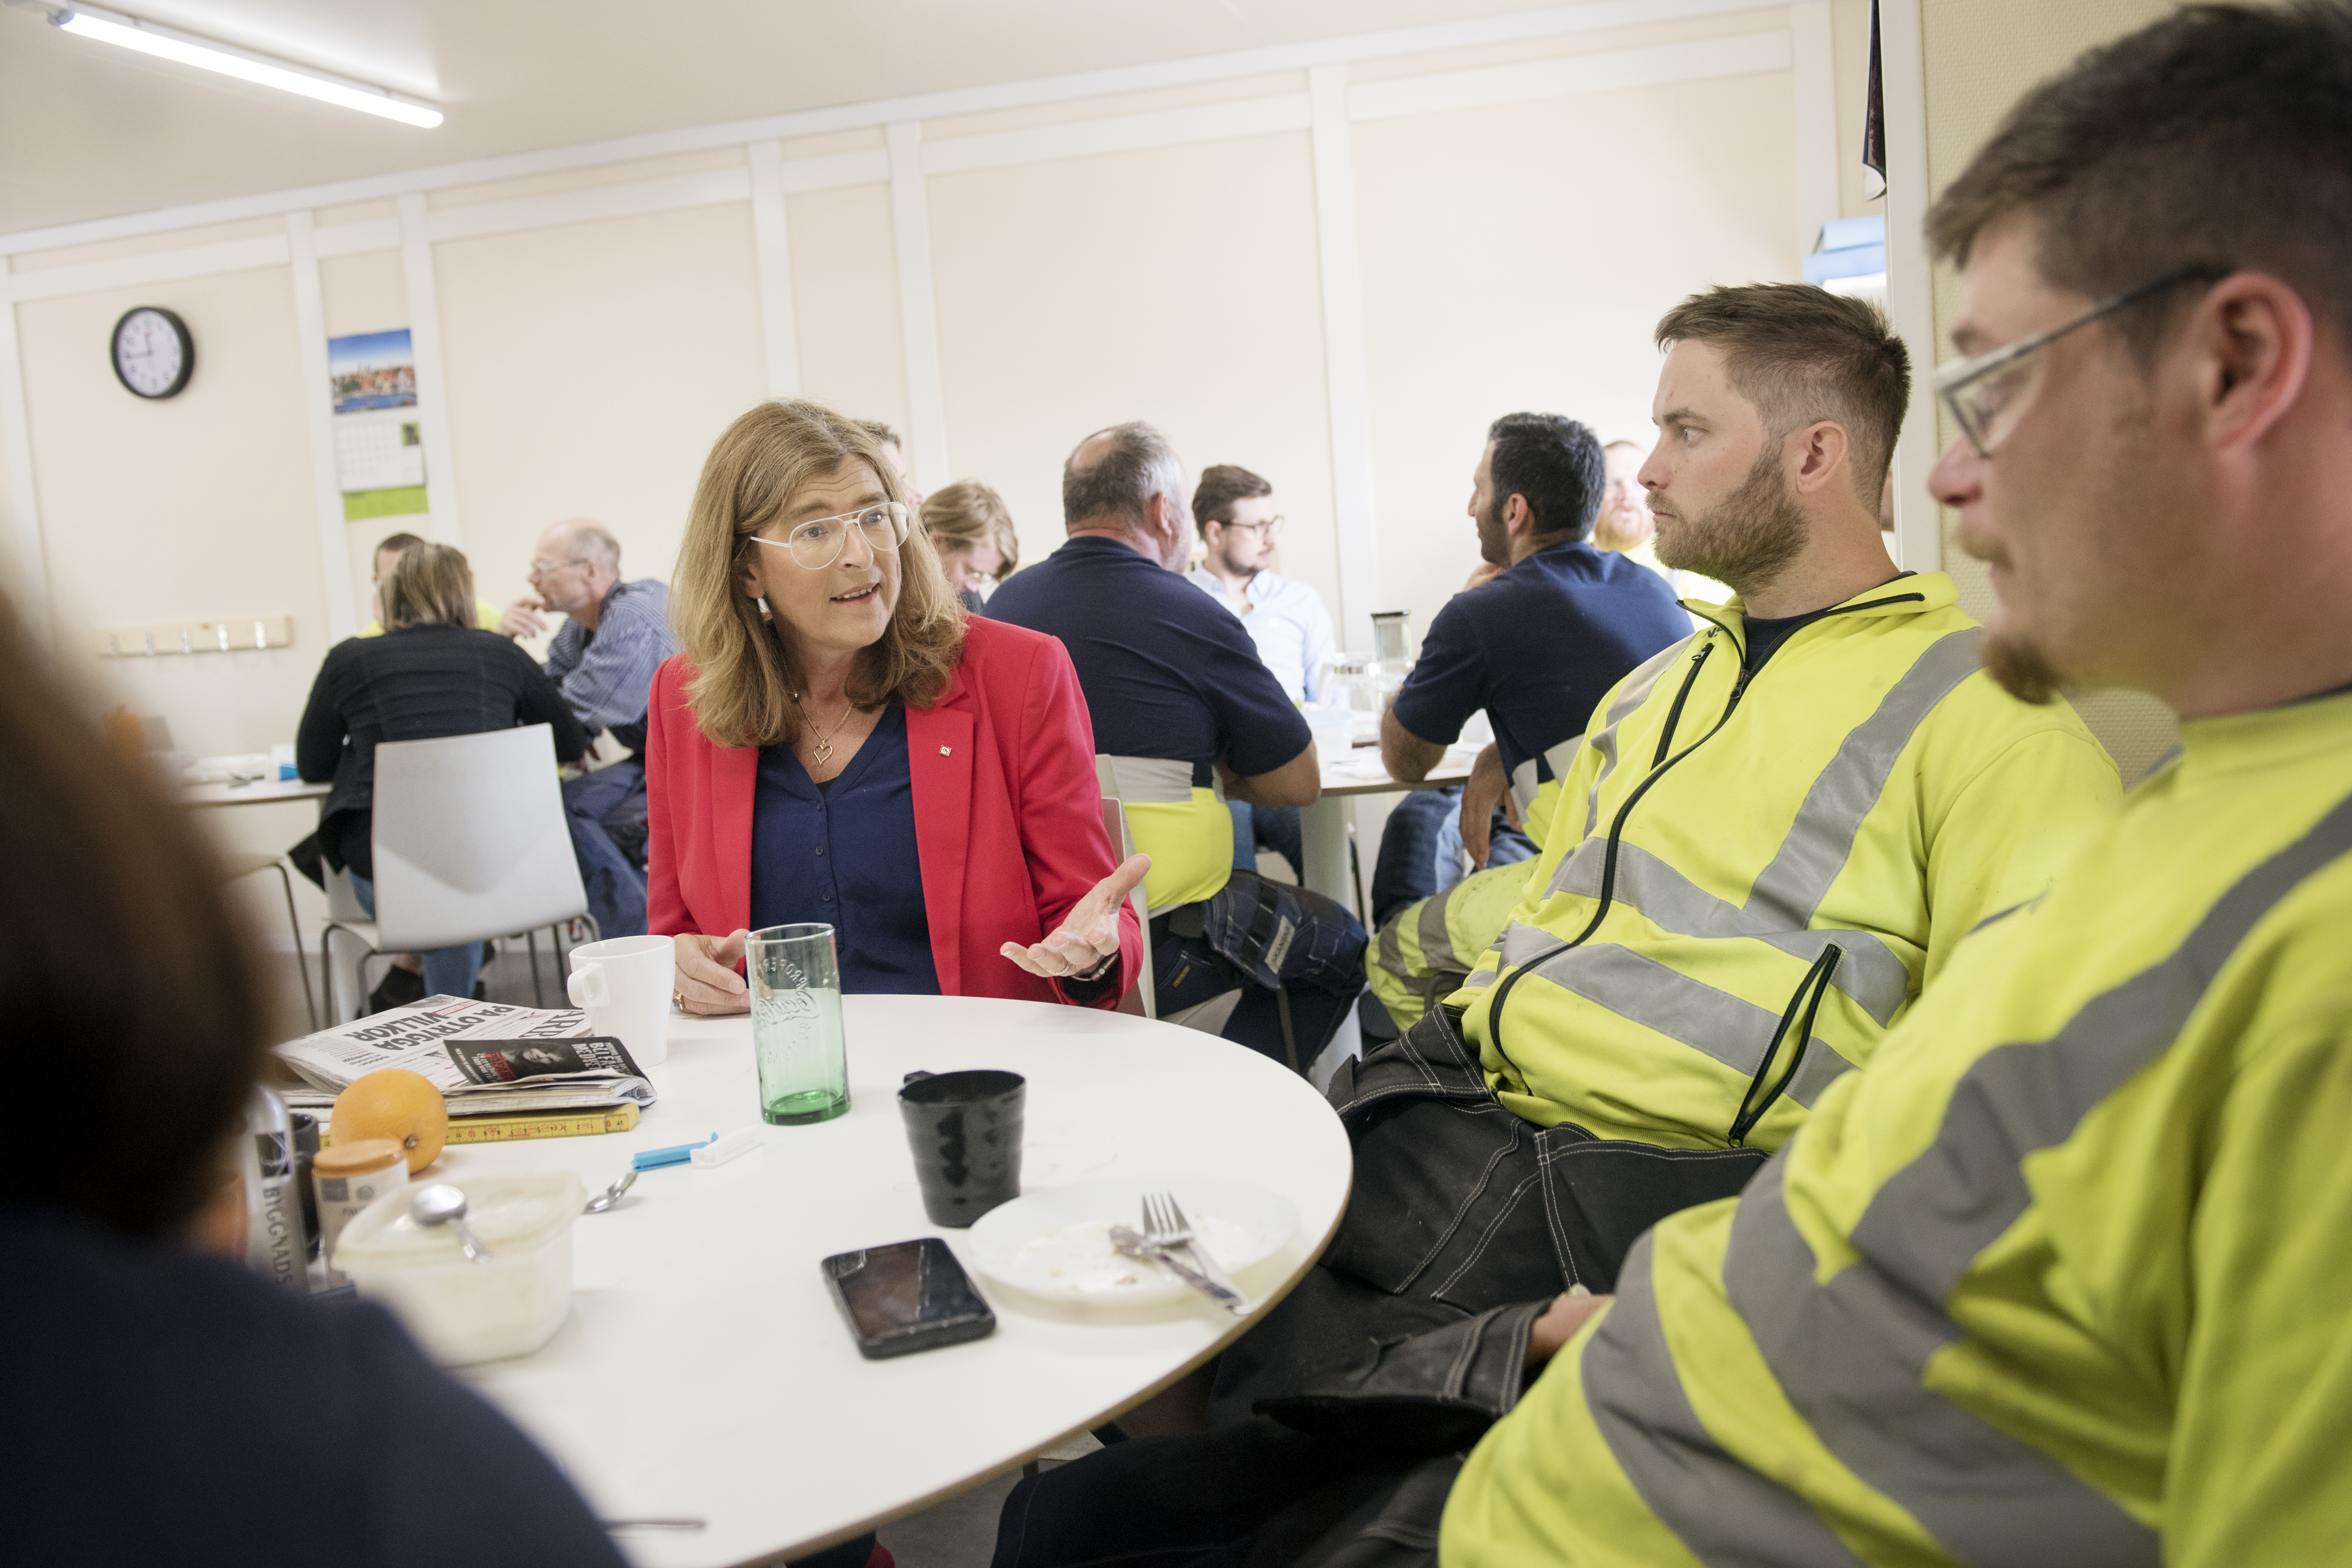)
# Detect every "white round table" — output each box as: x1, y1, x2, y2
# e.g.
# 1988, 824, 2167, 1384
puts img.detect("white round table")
431, 994, 1353, 1566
